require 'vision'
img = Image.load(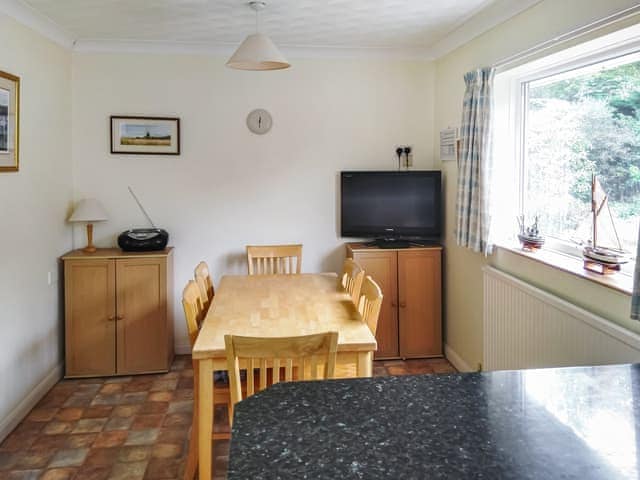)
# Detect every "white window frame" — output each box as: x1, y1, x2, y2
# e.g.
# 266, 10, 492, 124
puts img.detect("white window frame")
493, 23, 640, 274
